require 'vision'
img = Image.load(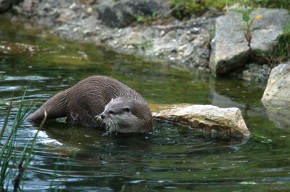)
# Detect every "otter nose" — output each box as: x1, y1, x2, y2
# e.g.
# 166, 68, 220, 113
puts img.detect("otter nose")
100, 113, 105, 119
